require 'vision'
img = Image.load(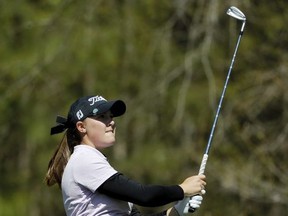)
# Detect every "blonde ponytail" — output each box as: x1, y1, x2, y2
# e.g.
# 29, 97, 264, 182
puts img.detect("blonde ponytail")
45, 128, 81, 188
